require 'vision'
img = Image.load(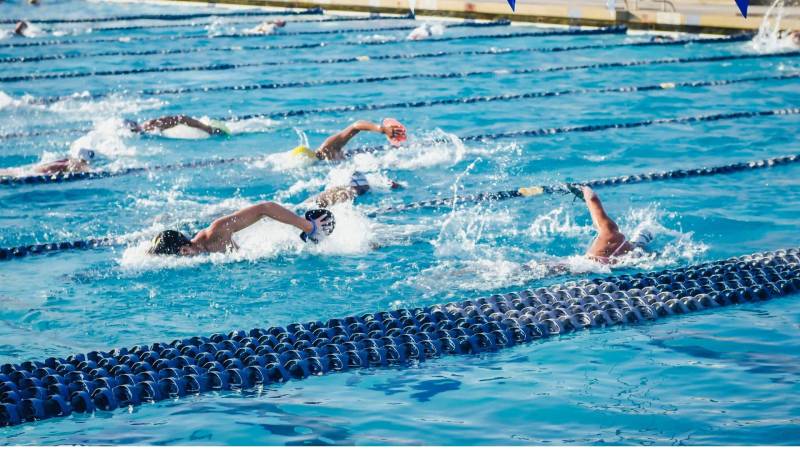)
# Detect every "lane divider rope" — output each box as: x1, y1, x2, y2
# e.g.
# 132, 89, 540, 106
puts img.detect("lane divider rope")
0, 7, 324, 25
1, 107, 796, 191
77, 13, 415, 33
0, 248, 797, 426
0, 152, 797, 260
0, 19, 513, 49
5, 69, 786, 142
365, 152, 800, 216
0, 30, 745, 67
